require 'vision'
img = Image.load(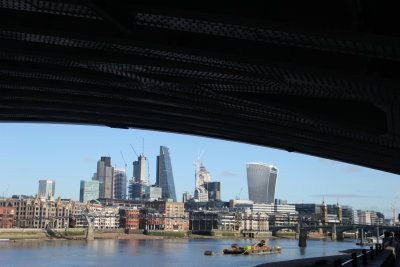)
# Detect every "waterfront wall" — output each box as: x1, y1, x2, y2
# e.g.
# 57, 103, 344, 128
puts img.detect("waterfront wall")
0, 228, 87, 239
0, 228, 86, 233
145, 230, 187, 237
0, 228, 128, 239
